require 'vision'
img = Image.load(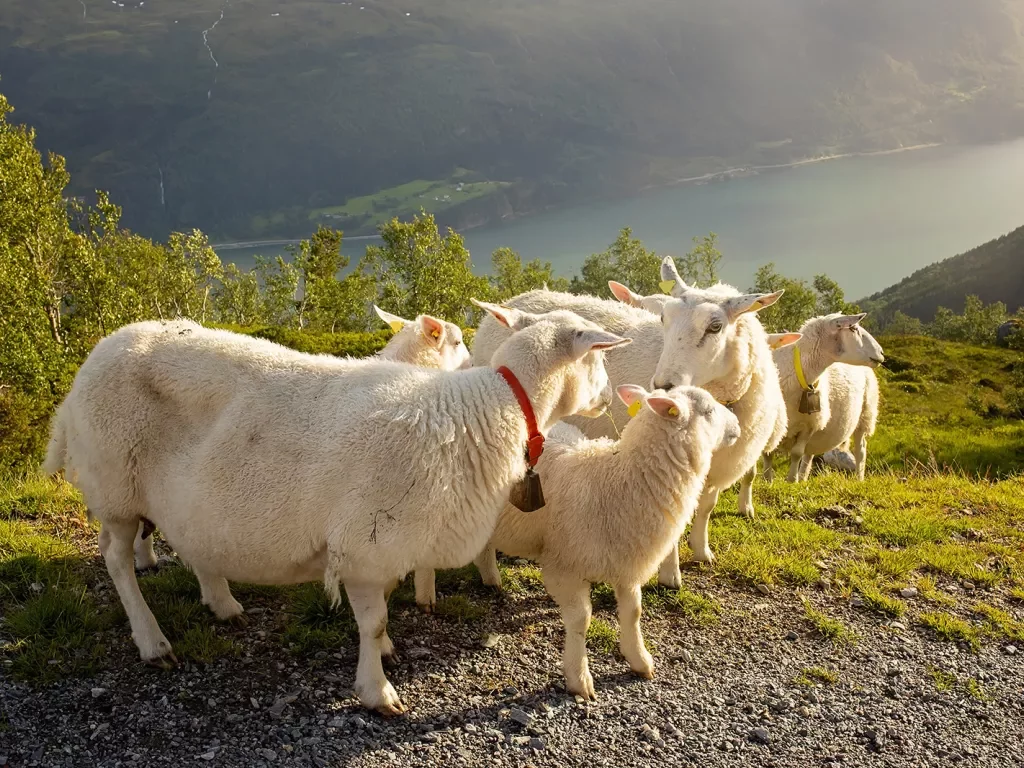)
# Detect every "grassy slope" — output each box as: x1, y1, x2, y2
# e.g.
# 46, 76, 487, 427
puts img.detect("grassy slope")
3, 0, 1024, 240
862, 224, 1024, 322
1, 335, 1022, 682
